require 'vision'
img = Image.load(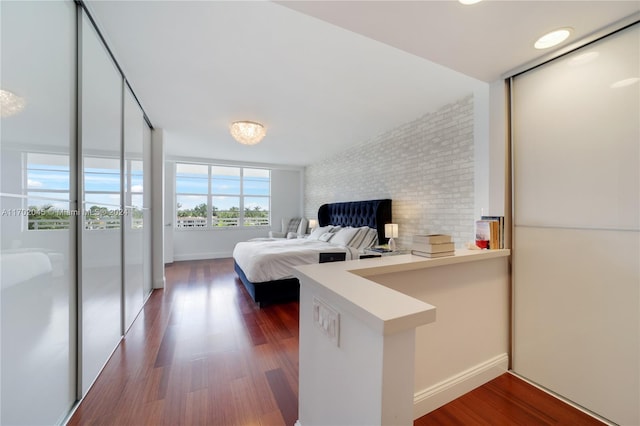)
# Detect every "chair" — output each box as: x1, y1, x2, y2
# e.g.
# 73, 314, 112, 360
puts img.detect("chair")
269, 217, 309, 239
